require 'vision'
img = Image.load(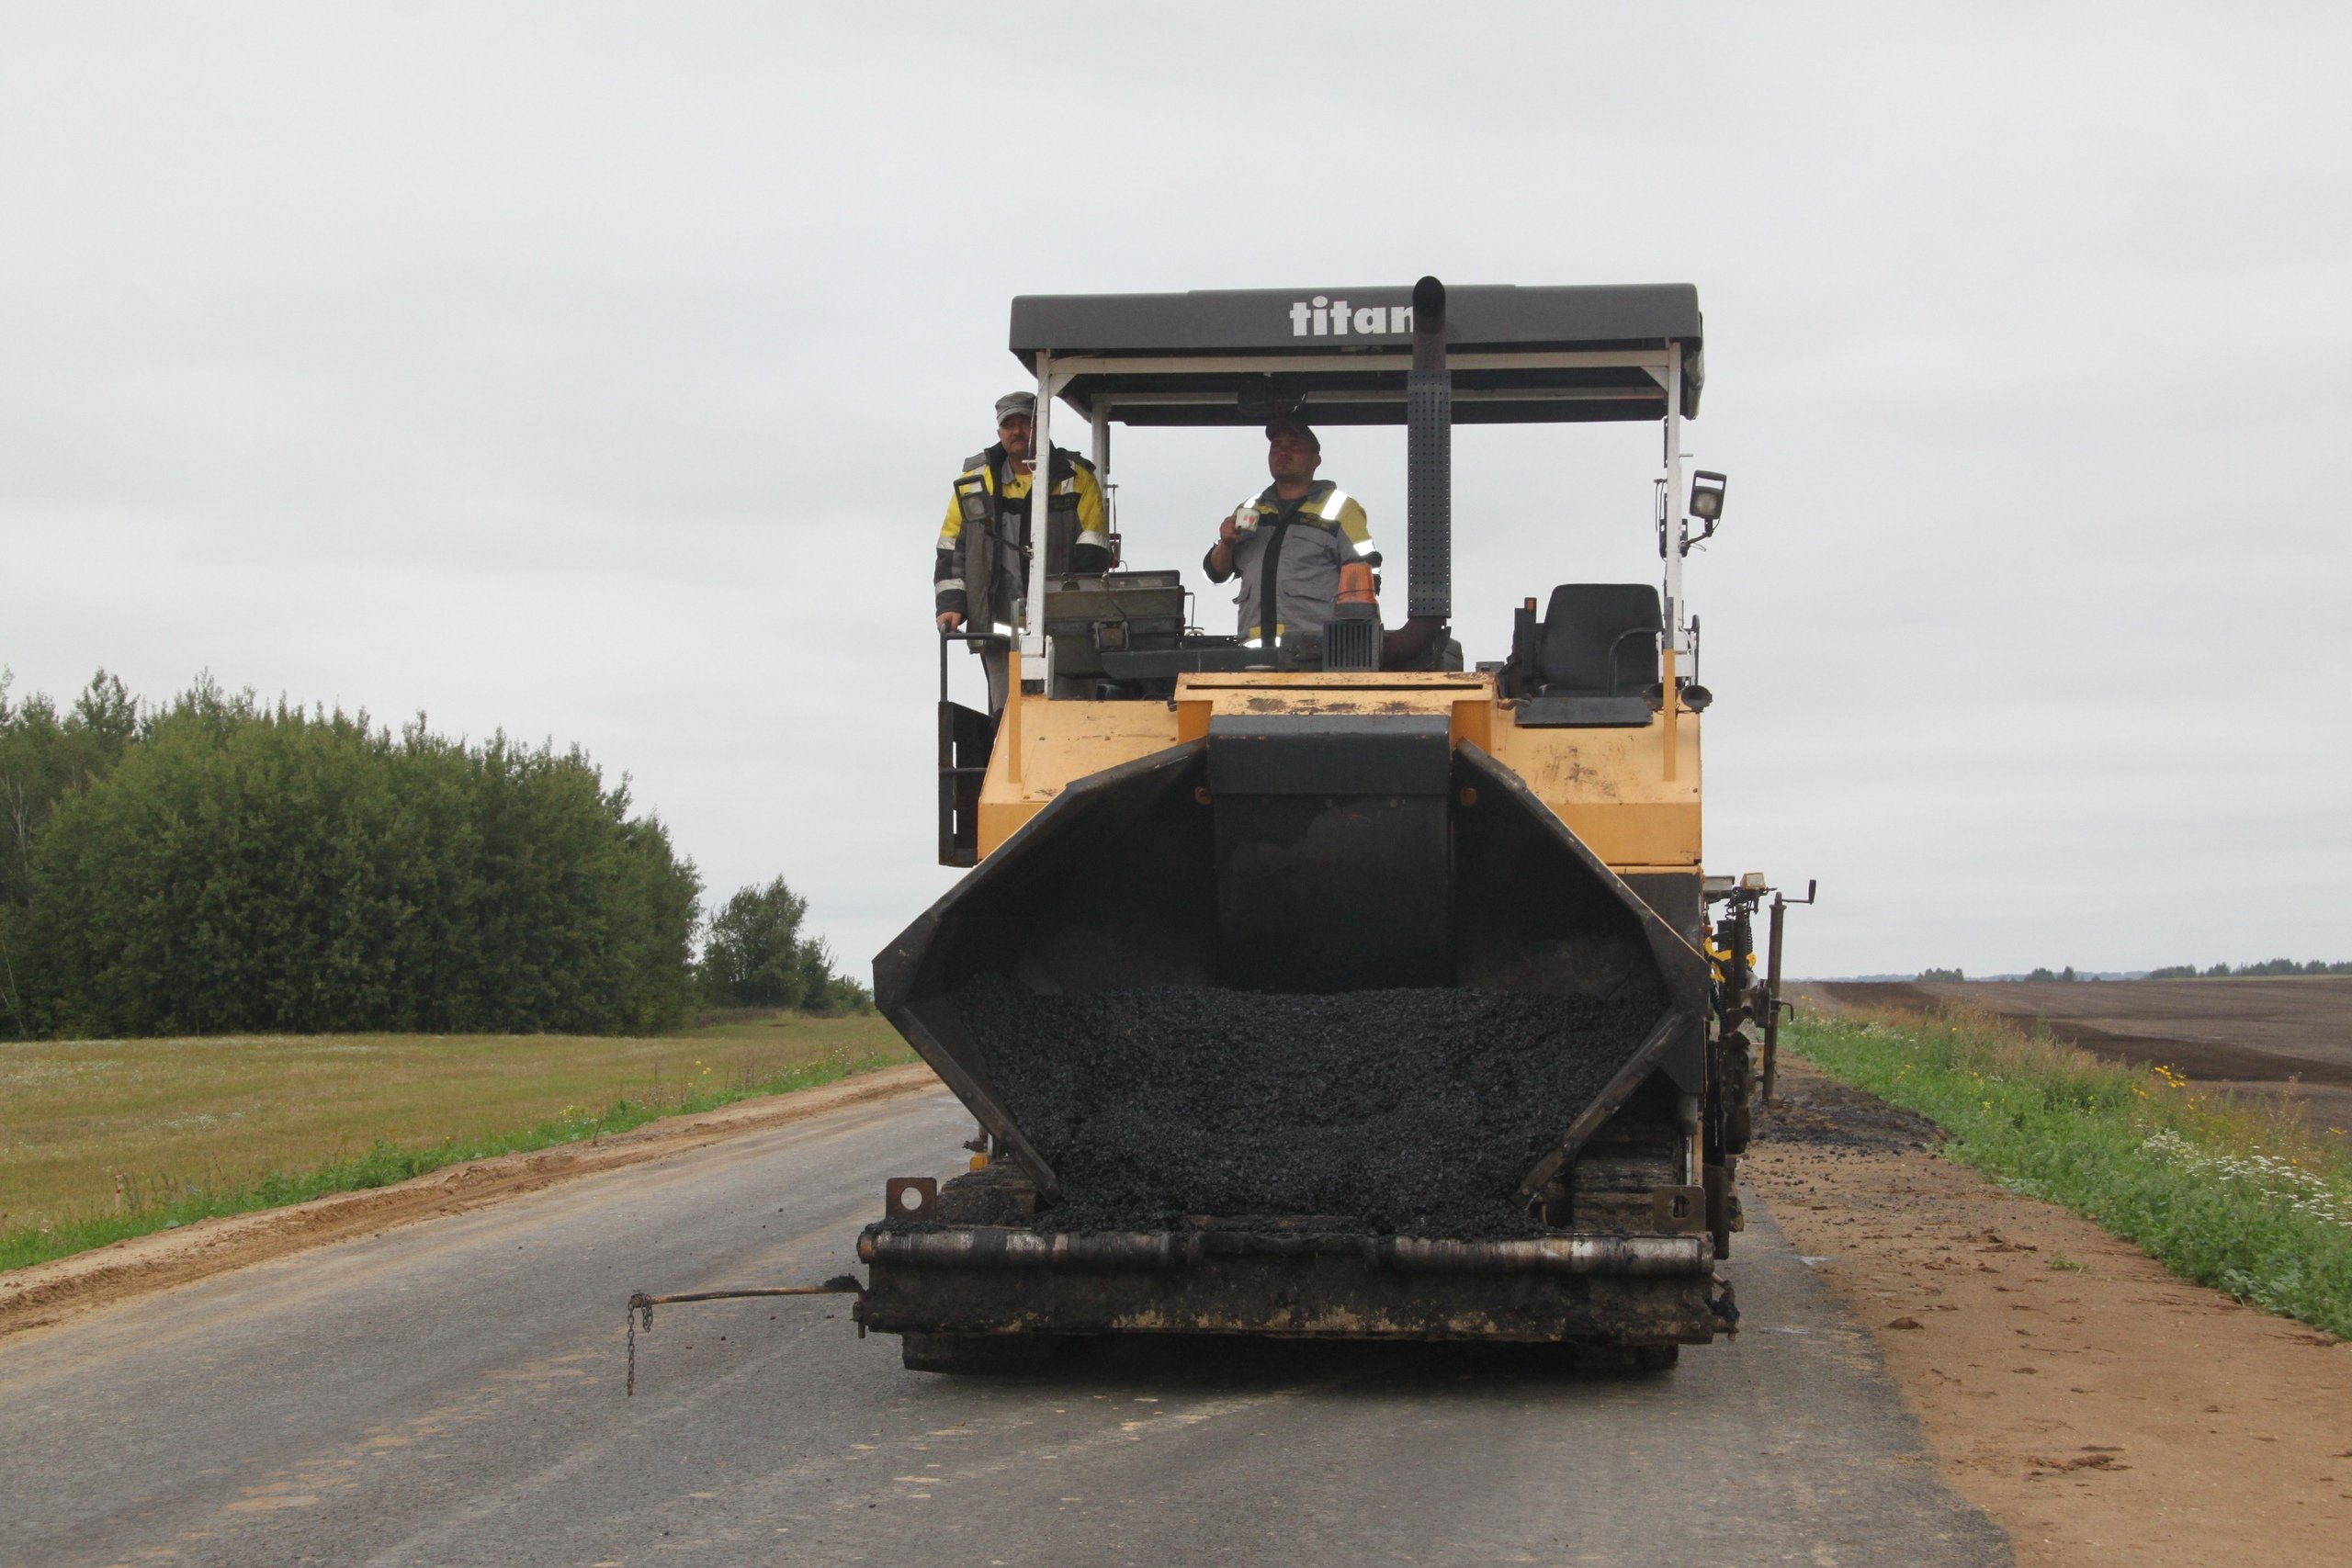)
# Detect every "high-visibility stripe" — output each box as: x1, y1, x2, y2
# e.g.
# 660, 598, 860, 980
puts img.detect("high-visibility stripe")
935, 531, 958, 551
1352, 535, 1378, 558
1076, 530, 1110, 547
934, 577, 966, 592
1319, 486, 1351, 520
